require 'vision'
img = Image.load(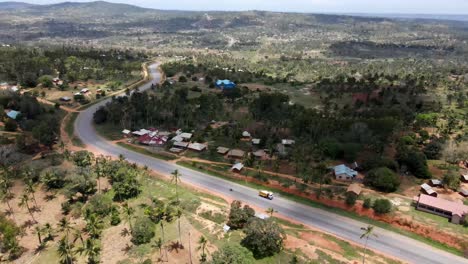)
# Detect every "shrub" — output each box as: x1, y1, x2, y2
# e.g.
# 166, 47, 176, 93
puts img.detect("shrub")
110, 207, 121, 226
345, 193, 357, 206
86, 194, 113, 216
372, 199, 392, 214
211, 244, 255, 264
363, 198, 373, 209
4, 119, 17, 132
131, 217, 155, 245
